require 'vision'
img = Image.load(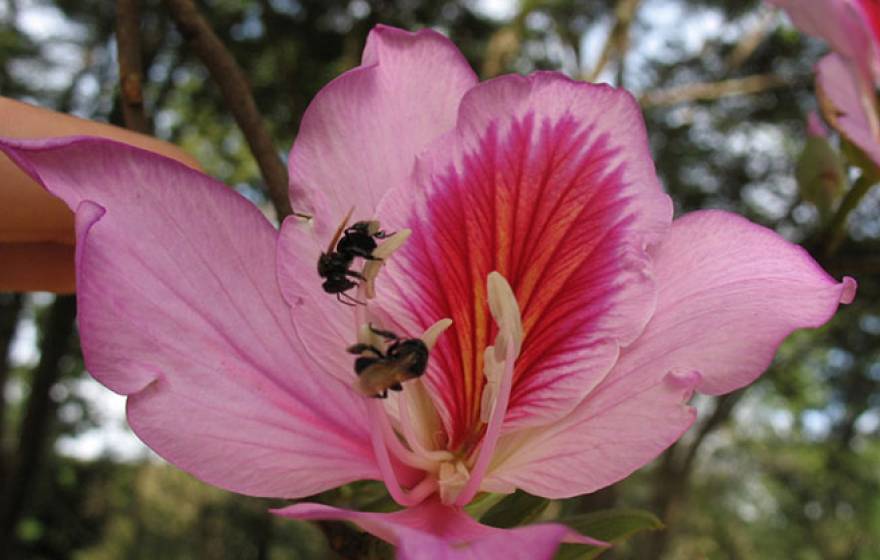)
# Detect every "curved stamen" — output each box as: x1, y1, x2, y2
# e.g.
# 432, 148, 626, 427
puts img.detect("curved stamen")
354, 284, 418, 503
363, 228, 411, 299
407, 473, 440, 504
374, 398, 438, 471
454, 272, 522, 506
366, 400, 430, 506
351, 244, 444, 505
397, 382, 455, 464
